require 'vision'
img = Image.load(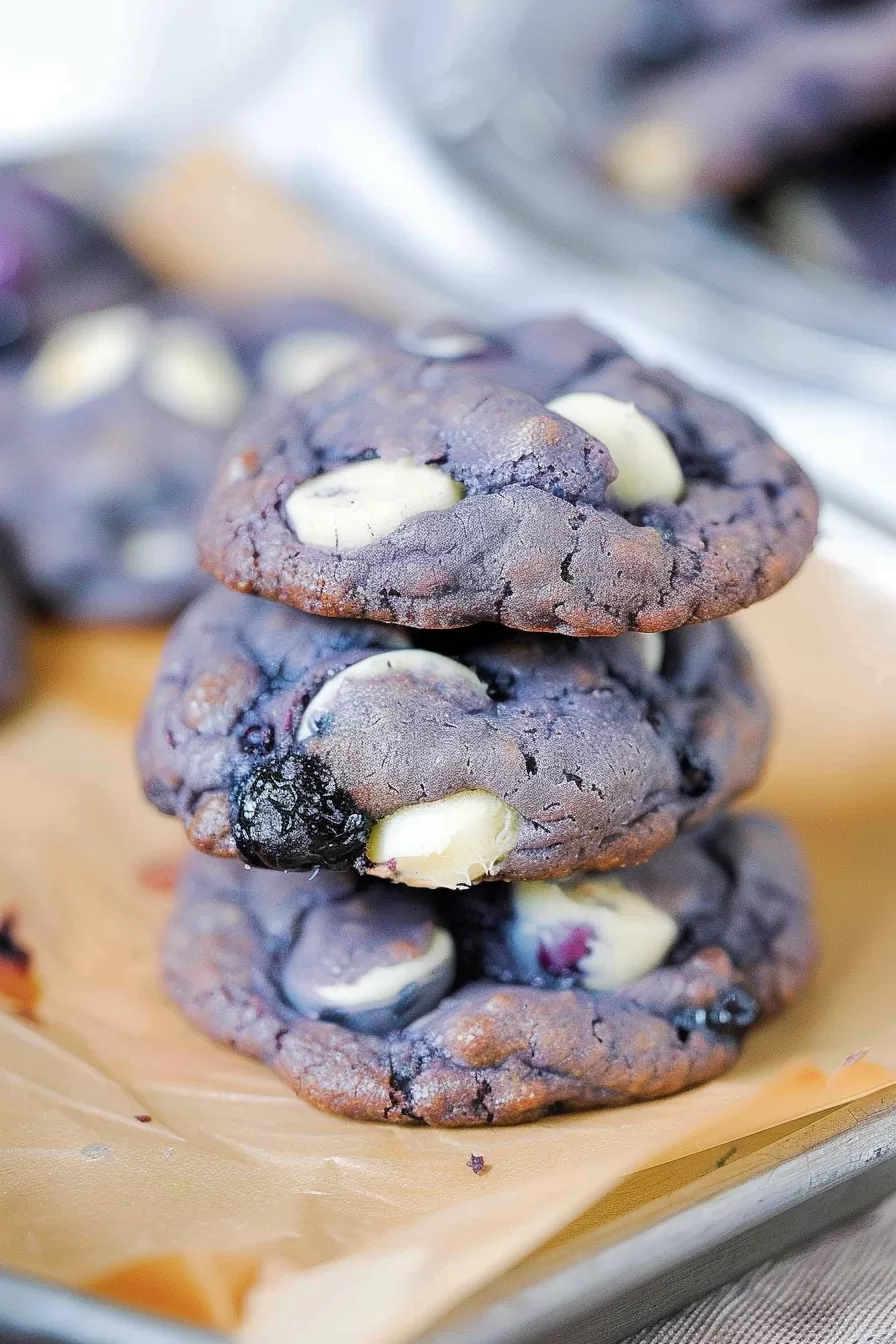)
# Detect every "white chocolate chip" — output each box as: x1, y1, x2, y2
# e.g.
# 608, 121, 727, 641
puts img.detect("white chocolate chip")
299, 649, 489, 741
121, 527, 196, 581
546, 392, 685, 508
24, 305, 150, 412
260, 331, 362, 396
285, 458, 465, 551
141, 319, 248, 429
312, 927, 455, 1010
631, 631, 664, 674
511, 877, 678, 990
367, 790, 520, 889
396, 323, 489, 360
